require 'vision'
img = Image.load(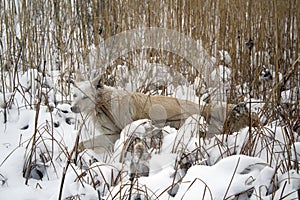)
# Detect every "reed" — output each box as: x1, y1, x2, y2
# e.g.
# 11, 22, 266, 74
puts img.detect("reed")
0, 0, 299, 199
